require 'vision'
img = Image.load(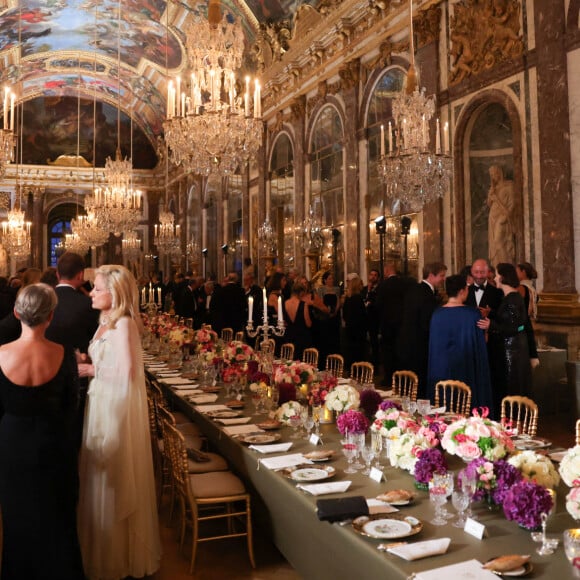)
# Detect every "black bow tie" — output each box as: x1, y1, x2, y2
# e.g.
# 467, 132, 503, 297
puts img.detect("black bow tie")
474, 285, 484, 292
